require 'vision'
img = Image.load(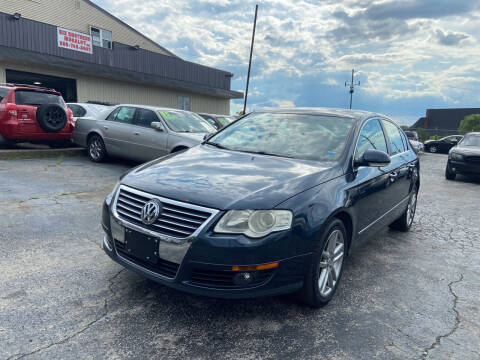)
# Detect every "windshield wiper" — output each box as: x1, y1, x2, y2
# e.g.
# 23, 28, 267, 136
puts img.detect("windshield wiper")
234, 149, 295, 159
206, 142, 231, 150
